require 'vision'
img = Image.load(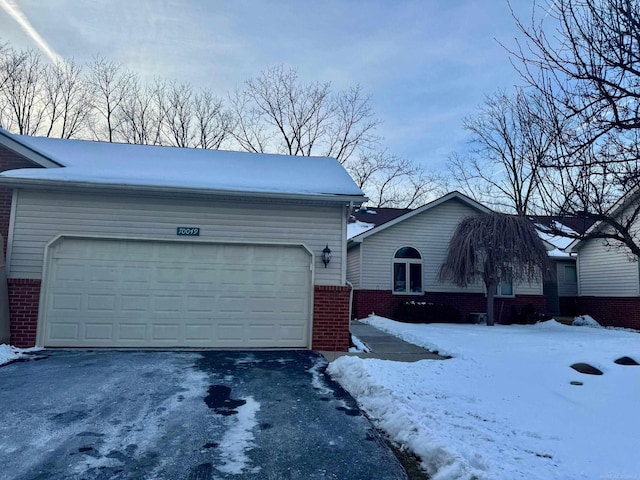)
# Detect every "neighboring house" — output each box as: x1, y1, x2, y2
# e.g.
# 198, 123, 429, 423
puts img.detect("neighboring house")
532, 217, 584, 316
0, 129, 365, 351
347, 192, 550, 322
567, 196, 640, 330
